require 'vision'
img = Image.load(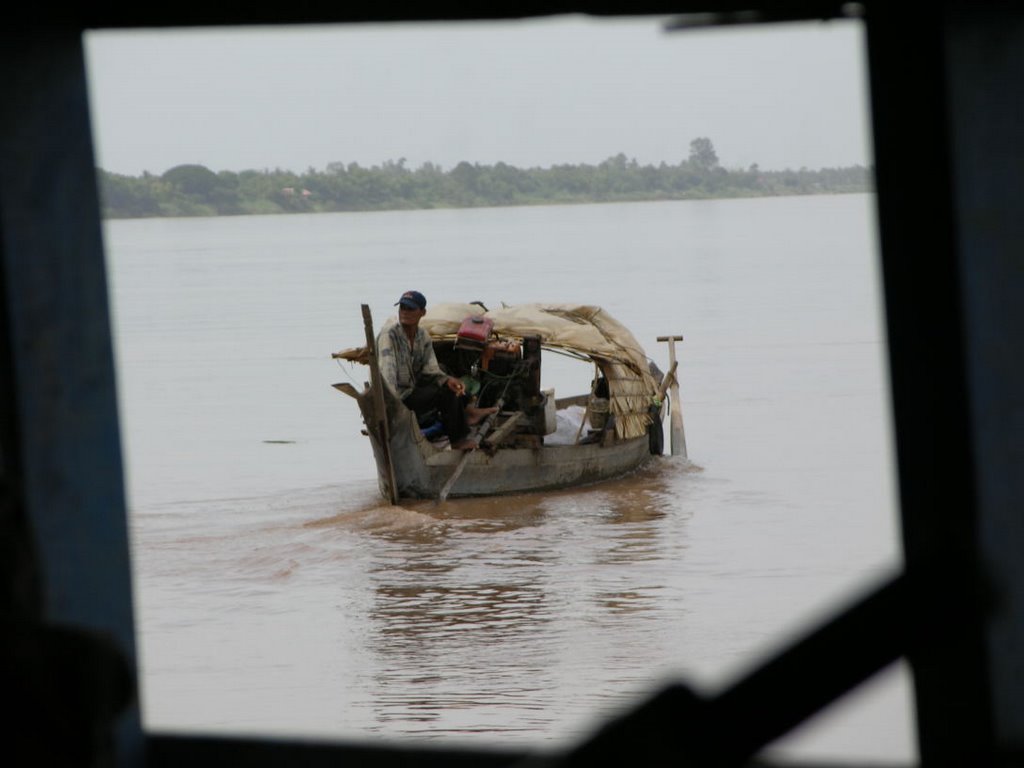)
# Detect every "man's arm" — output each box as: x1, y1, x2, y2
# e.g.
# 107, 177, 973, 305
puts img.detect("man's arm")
417, 329, 453, 389
419, 336, 464, 395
